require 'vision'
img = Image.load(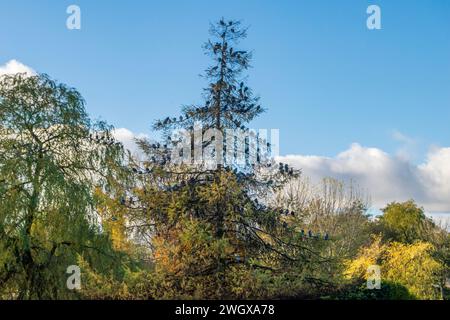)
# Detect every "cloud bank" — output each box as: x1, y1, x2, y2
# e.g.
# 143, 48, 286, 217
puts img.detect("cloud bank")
278, 143, 450, 213
116, 128, 450, 213
0, 60, 35, 77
